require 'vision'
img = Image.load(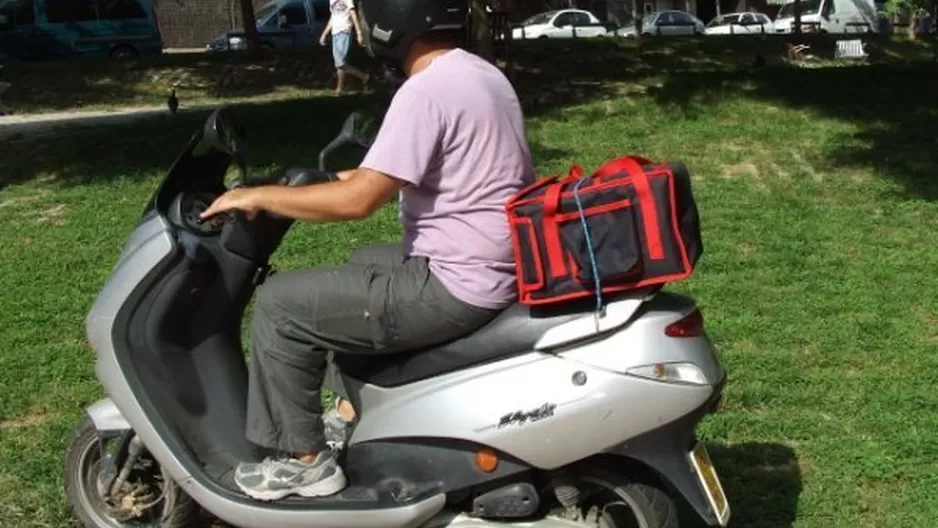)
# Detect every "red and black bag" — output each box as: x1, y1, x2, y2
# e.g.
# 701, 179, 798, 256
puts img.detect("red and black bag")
505, 155, 703, 307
